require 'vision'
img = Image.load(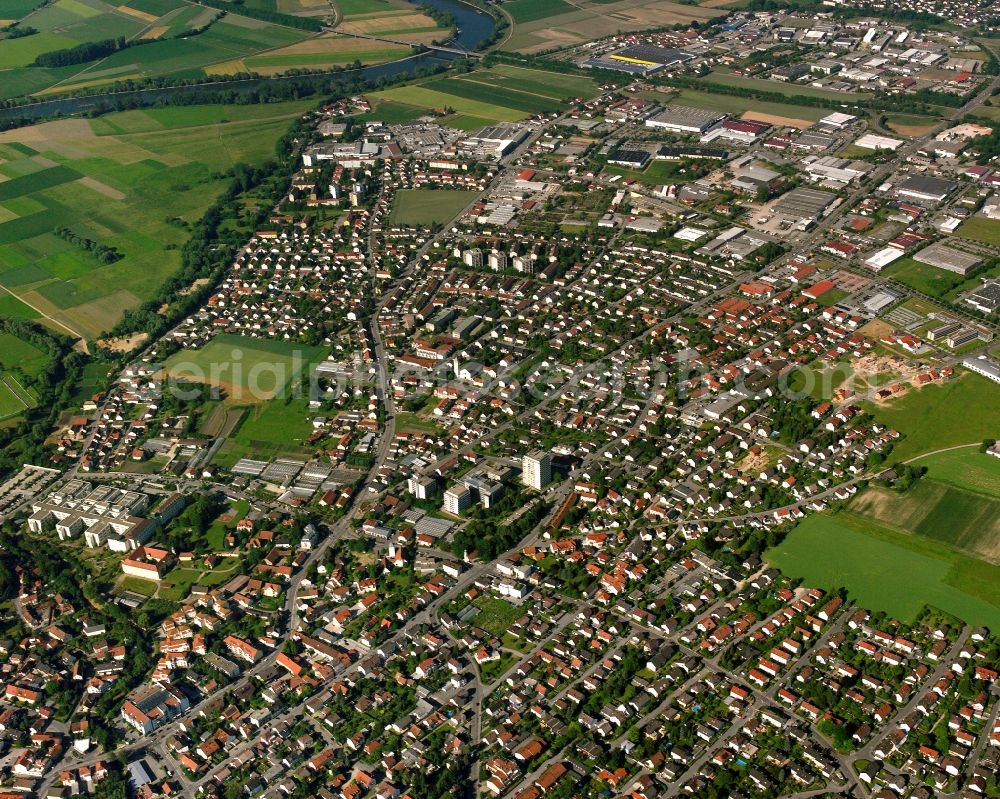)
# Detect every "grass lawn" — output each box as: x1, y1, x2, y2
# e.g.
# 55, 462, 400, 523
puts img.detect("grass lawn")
767, 511, 1000, 629
395, 411, 440, 434
161, 335, 325, 401
227, 395, 317, 457
867, 372, 1000, 462
119, 575, 158, 597
785, 360, 854, 400
472, 595, 525, 636
955, 216, 1000, 246
387, 189, 478, 226
604, 158, 716, 187
880, 256, 992, 300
